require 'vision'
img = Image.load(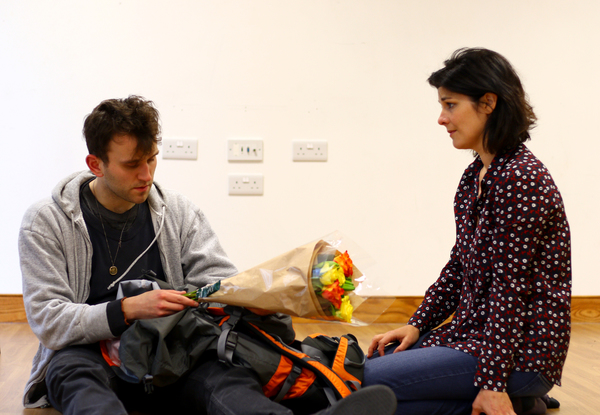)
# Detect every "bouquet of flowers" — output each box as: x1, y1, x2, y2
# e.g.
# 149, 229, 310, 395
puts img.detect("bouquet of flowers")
187, 232, 392, 325
311, 250, 356, 322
